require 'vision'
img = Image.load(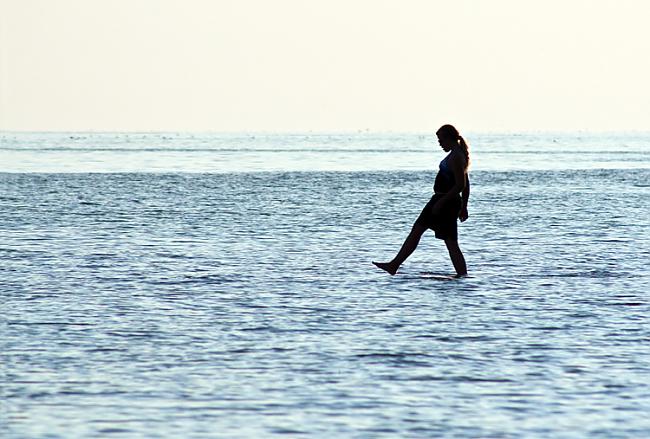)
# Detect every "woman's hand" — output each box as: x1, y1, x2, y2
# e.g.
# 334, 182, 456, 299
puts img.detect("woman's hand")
459, 206, 469, 222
